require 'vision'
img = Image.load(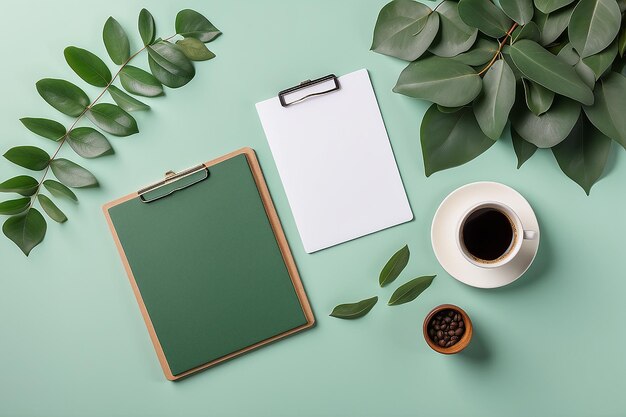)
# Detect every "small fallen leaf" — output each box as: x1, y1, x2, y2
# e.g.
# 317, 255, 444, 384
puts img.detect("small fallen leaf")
330, 296, 378, 319
388, 275, 436, 306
